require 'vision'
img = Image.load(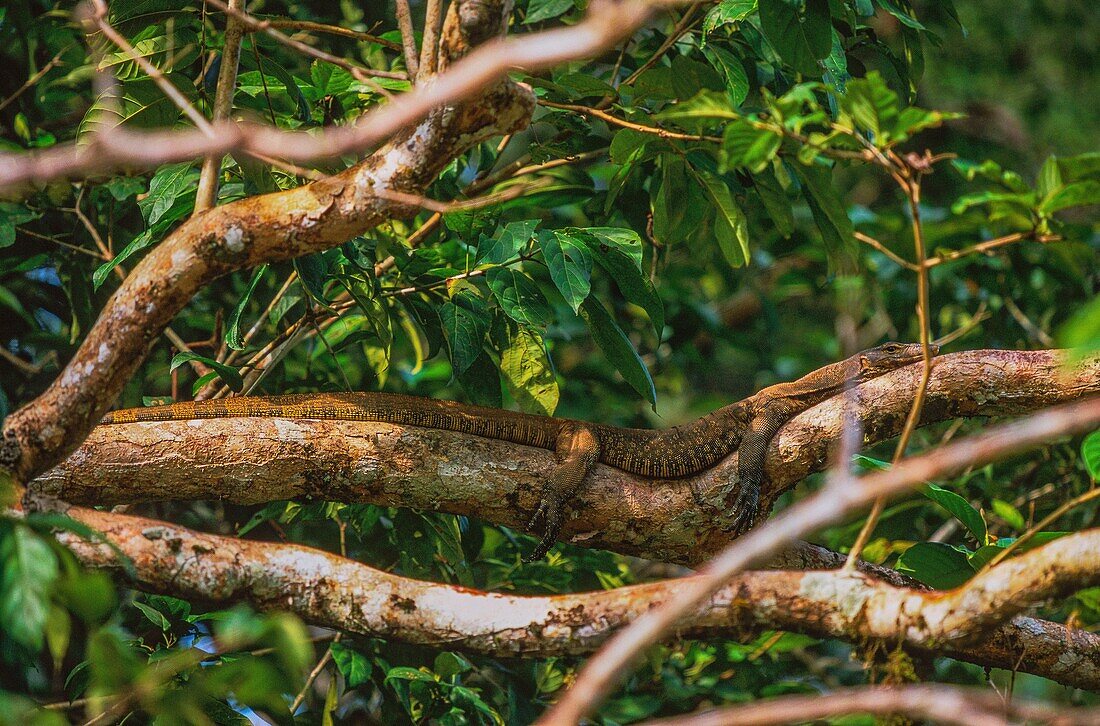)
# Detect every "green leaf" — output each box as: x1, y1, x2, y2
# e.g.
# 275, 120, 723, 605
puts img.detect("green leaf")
225, 265, 268, 350
440, 293, 490, 375
752, 167, 795, 237
477, 220, 538, 265
702, 0, 758, 38
486, 267, 553, 328
77, 78, 183, 140
0, 524, 59, 651
701, 45, 750, 106
538, 230, 593, 313
922, 483, 986, 543
895, 542, 974, 589
695, 169, 751, 267
991, 499, 1026, 531
0, 202, 40, 248
331, 641, 372, 688
579, 228, 665, 334
1083, 430, 1100, 481
1057, 295, 1100, 356
793, 163, 857, 273
1040, 181, 1100, 214
525, 0, 575, 23
721, 120, 782, 173
839, 71, 899, 143
138, 161, 199, 226
758, 0, 832, 76
495, 320, 559, 416
656, 90, 740, 123
92, 227, 155, 290
170, 352, 244, 393
578, 298, 656, 407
